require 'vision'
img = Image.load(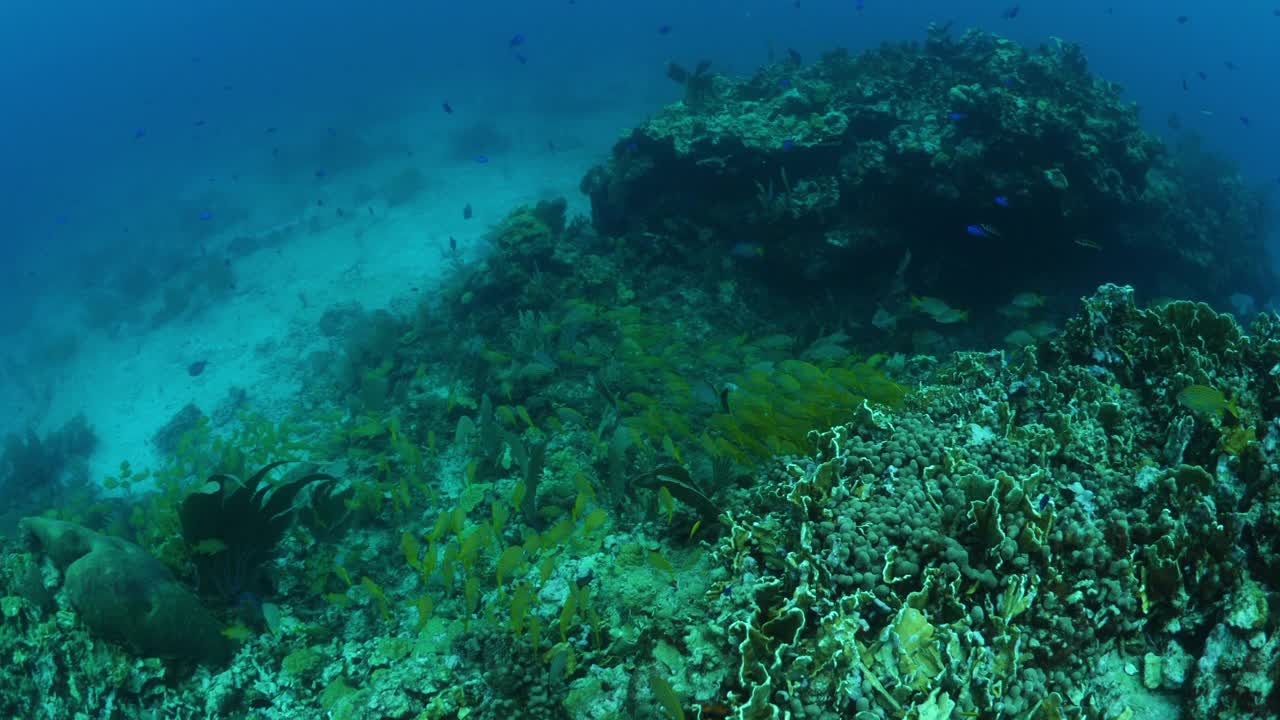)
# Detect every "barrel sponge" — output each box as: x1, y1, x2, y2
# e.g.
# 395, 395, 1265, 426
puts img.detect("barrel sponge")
19, 517, 229, 664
